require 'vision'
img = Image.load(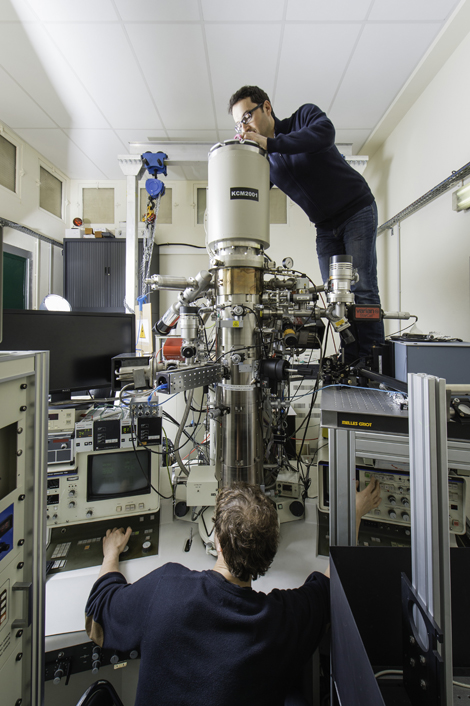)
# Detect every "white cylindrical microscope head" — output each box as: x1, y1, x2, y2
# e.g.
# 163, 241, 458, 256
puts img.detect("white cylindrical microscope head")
207, 140, 270, 266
